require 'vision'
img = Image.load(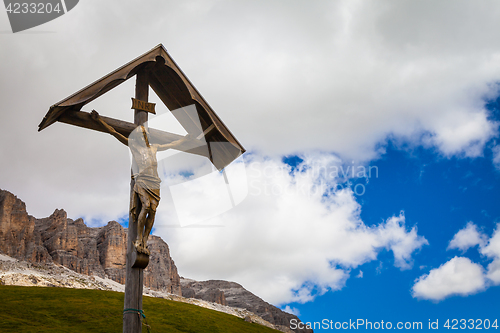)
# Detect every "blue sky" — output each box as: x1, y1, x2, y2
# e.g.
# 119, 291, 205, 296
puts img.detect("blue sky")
2, 1, 500, 331
282, 97, 500, 330
286, 149, 500, 330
